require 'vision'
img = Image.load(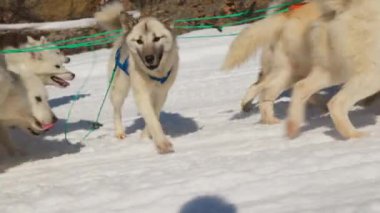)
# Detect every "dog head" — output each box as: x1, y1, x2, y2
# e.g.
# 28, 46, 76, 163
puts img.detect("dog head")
19, 72, 58, 135
25, 36, 75, 88
0, 70, 57, 135
124, 15, 175, 71
26, 36, 71, 64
